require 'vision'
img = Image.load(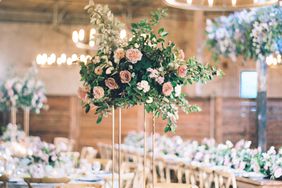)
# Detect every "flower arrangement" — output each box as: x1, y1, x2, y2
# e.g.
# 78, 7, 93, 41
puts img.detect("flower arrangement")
79, 3, 220, 132
124, 132, 282, 179
206, 6, 282, 62
0, 77, 22, 110
0, 69, 47, 113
